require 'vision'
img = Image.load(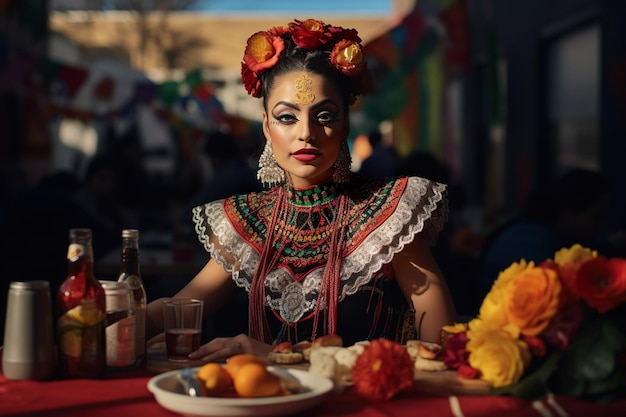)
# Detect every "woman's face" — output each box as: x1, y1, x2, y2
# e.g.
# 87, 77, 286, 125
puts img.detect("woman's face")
262, 71, 349, 188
